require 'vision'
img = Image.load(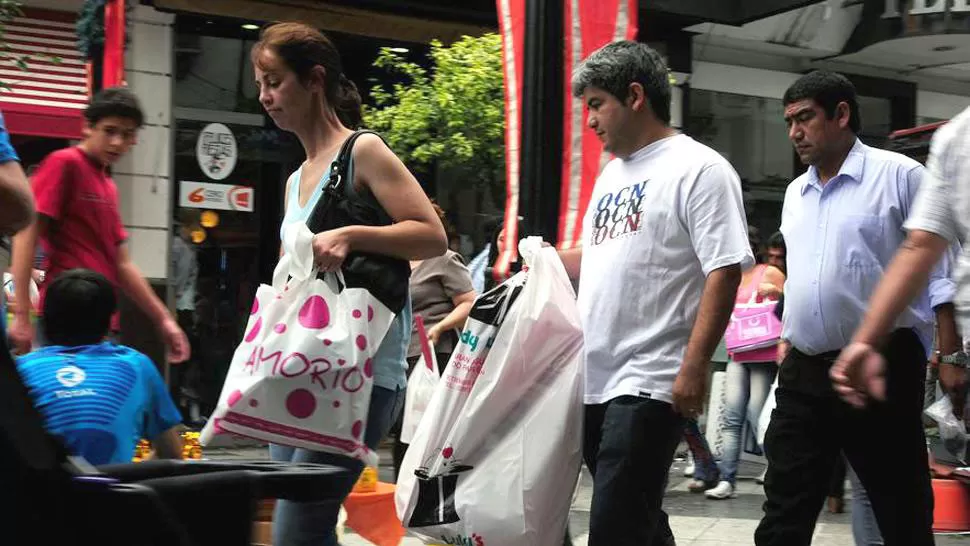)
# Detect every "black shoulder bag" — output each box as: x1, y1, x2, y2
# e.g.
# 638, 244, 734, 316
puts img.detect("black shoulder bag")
305, 130, 411, 313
